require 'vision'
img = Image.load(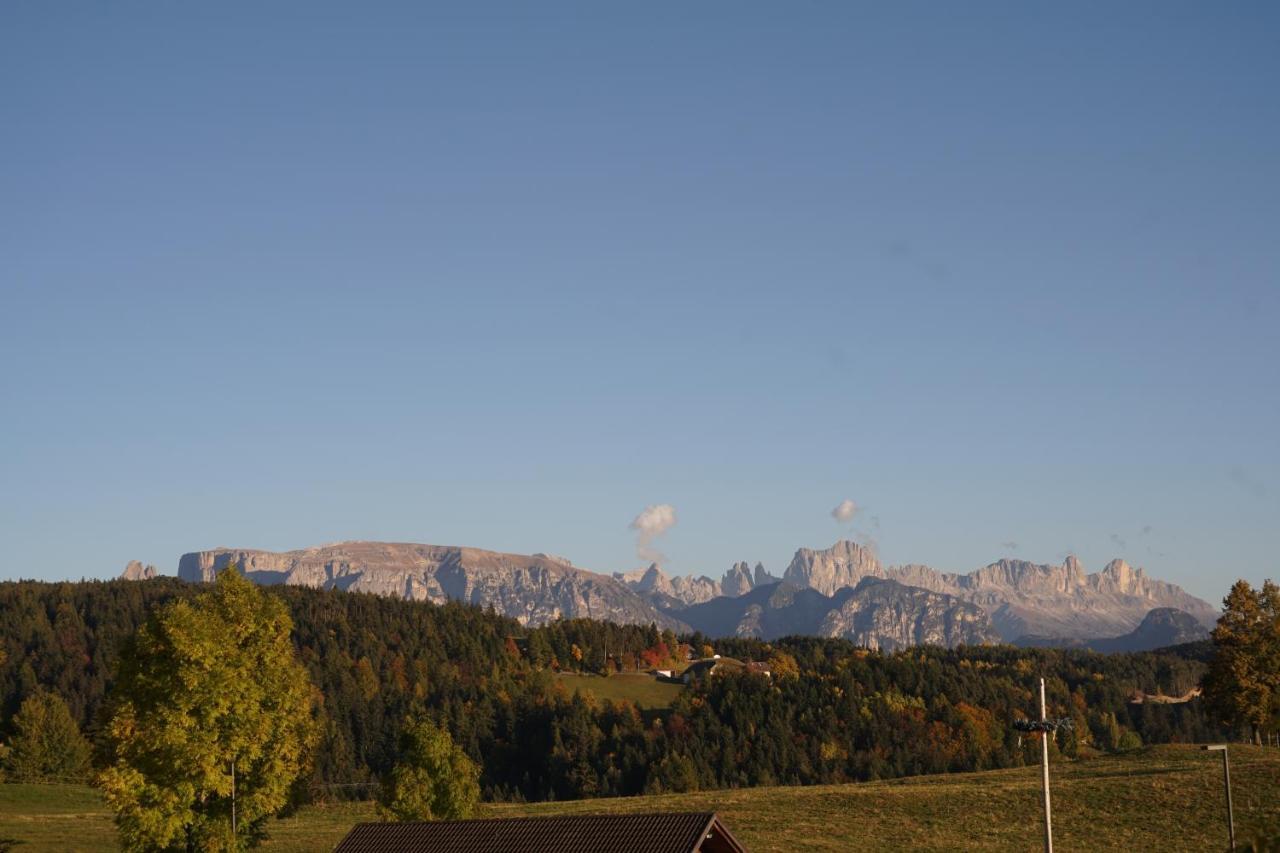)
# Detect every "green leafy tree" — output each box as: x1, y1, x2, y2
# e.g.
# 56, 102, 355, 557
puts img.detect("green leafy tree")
1203, 579, 1280, 744
1116, 730, 1143, 751
98, 567, 318, 852
3, 689, 91, 782
379, 717, 480, 822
